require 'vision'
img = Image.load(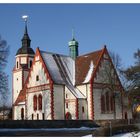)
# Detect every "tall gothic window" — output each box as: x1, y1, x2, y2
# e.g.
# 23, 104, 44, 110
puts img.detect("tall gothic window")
110, 95, 114, 112
106, 92, 109, 112
82, 106, 85, 113
101, 92, 114, 113
33, 95, 37, 111
101, 95, 105, 113
38, 95, 42, 110
37, 114, 39, 120
30, 60, 32, 68
21, 108, 24, 120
